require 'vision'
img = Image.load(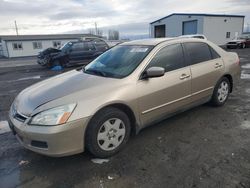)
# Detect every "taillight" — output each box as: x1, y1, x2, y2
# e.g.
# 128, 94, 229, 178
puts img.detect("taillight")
236, 58, 240, 65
